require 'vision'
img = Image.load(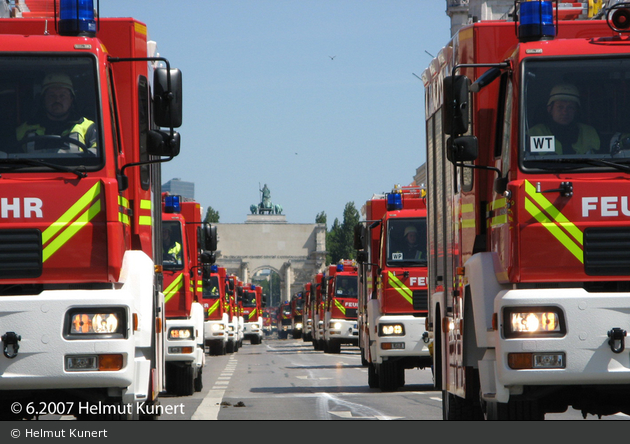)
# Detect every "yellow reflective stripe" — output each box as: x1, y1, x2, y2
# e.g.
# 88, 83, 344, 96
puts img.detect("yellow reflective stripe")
461, 219, 476, 228
492, 198, 506, 210
42, 183, 102, 262
524, 180, 584, 263
461, 202, 475, 228
118, 195, 130, 226
163, 273, 184, 303
207, 300, 220, 316
42, 182, 101, 244
139, 199, 152, 226
387, 271, 413, 305
487, 198, 507, 227
249, 308, 258, 320
196, 280, 203, 293
525, 181, 583, 244
334, 299, 346, 315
